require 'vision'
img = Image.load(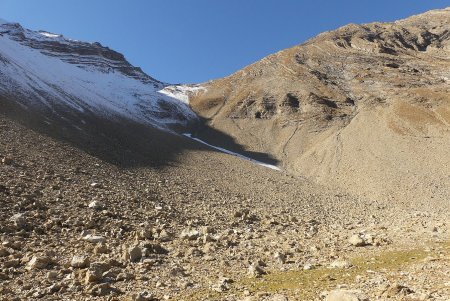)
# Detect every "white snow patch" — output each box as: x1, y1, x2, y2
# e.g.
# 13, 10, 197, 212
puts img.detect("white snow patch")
159, 85, 206, 104
183, 133, 281, 171
38, 31, 61, 38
